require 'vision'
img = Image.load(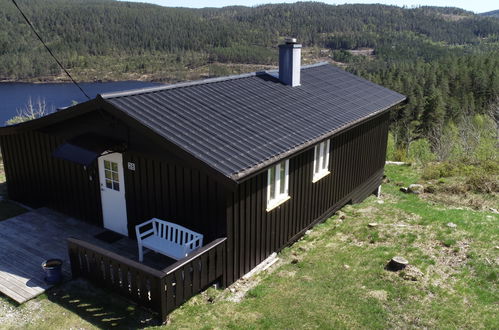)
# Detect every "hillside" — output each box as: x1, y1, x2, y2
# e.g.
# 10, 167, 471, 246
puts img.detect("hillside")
481, 10, 499, 18
1, 0, 498, 165
1, 0, 498, 82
